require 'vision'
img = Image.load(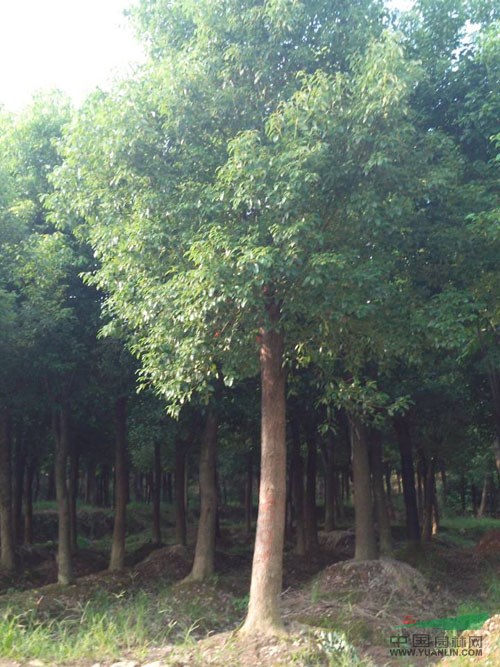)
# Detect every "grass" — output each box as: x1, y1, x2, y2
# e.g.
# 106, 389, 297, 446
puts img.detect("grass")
0, 580, 239, 663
